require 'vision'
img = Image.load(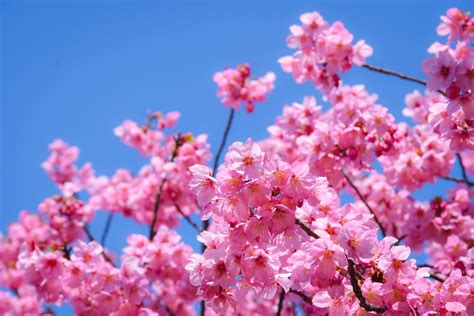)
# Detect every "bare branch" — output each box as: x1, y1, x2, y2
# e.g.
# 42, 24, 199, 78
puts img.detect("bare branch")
83, 225, 116, 267
362, 64, 427, 86
347, 259, 387, 313
101, 212, 114, 246
288, 288, 312, 305
276, 288, 286, 316
442, 176, 474, 187
343, 172, 386, 237
175, 204, 203, 232
149, 135, 182, 240
295, 218, 320, 240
